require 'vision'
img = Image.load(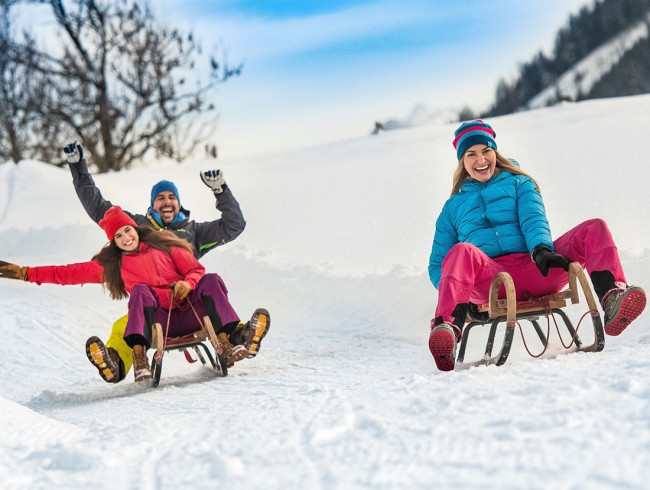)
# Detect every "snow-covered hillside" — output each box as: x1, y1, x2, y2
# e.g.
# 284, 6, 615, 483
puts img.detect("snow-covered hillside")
0, 94, 649, 489
527, 11, 650, 109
